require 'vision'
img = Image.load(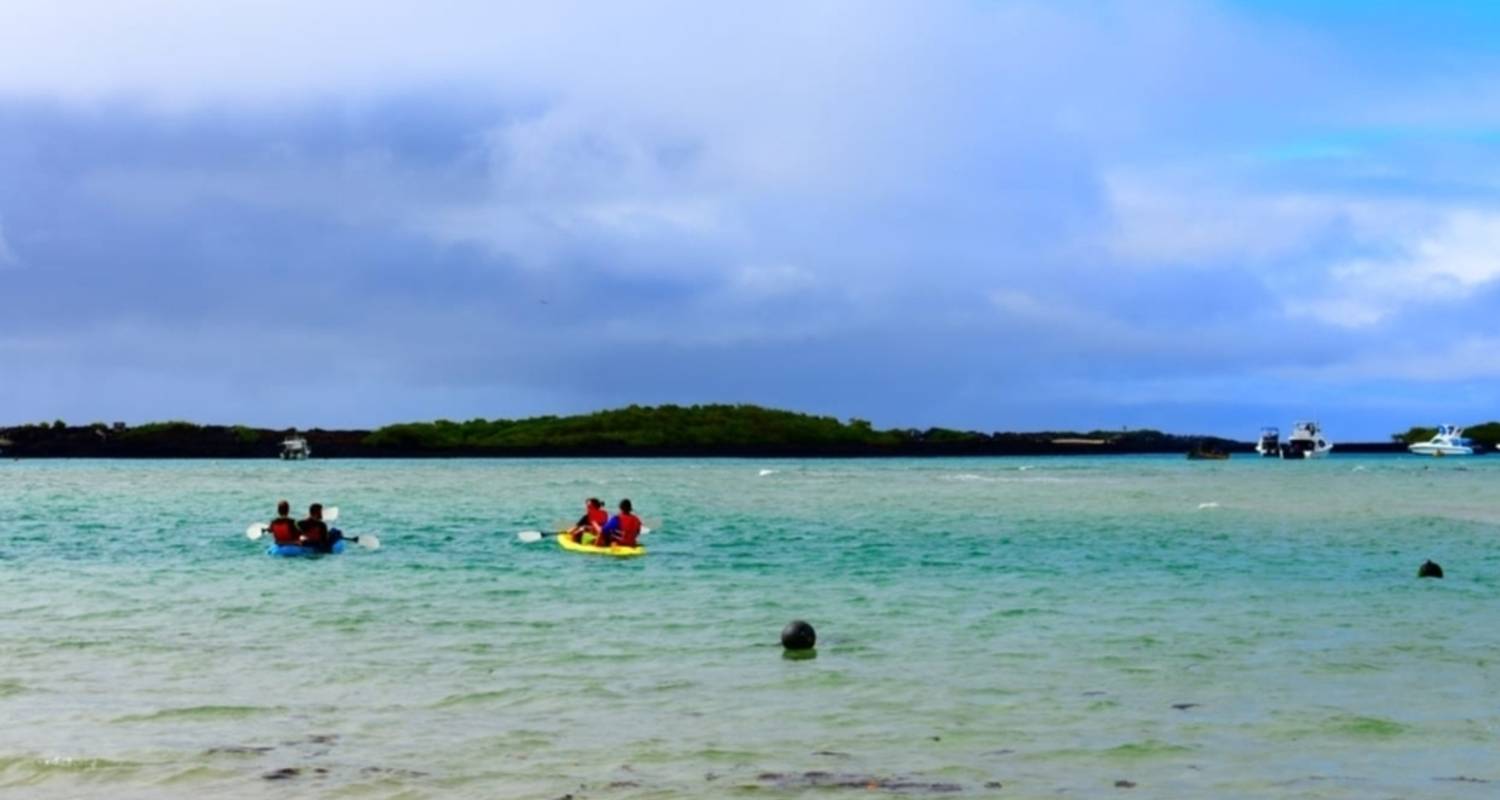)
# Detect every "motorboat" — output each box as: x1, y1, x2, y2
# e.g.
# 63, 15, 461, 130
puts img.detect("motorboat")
1187, 444, 1229, 461
279, 435, 311, 460
1408, 424, 1476, 457
1254, 427, 1280, 457
1280, 421, 1332, 459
